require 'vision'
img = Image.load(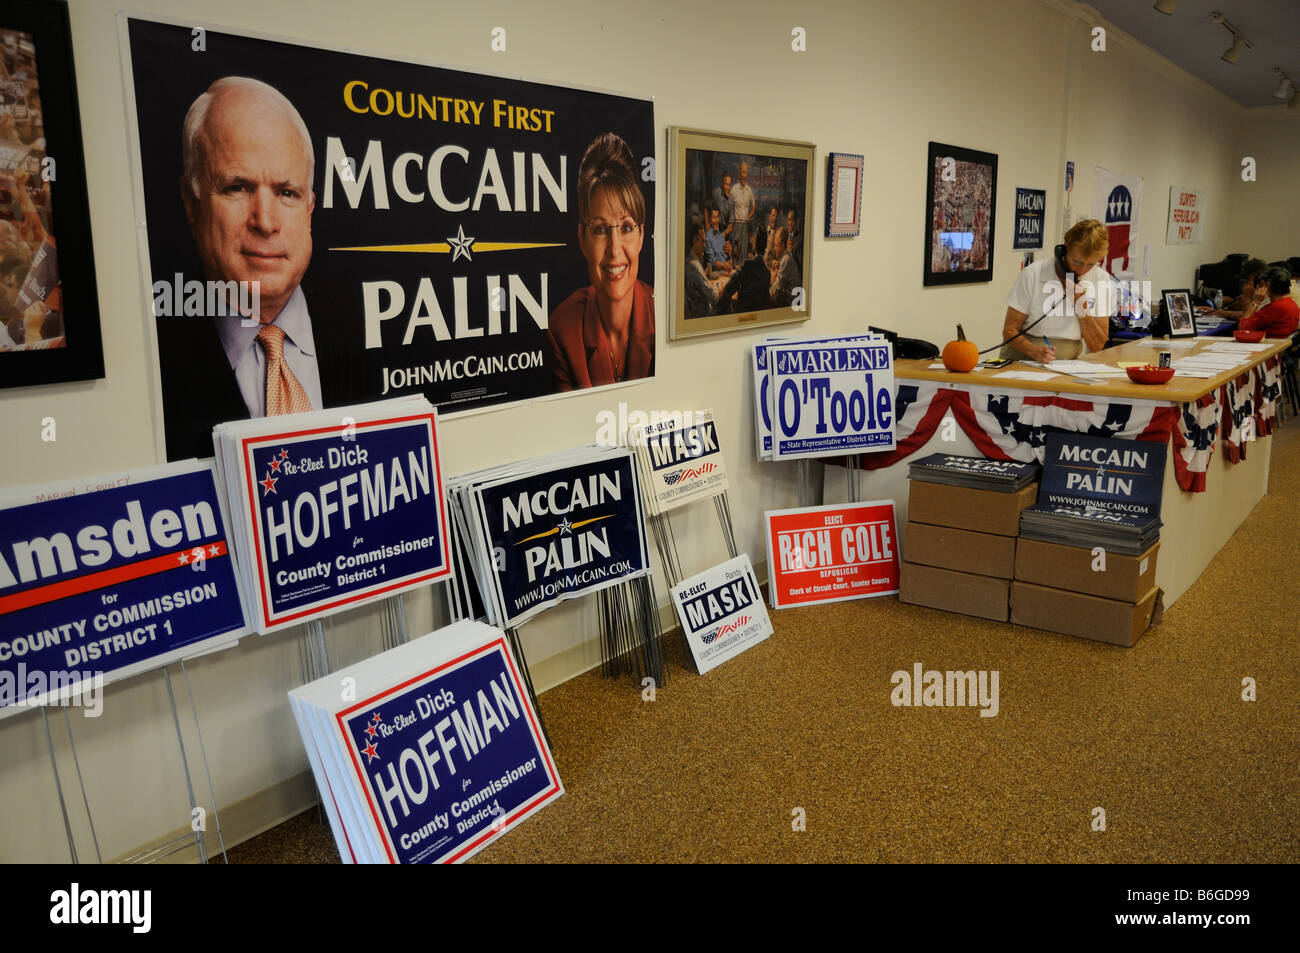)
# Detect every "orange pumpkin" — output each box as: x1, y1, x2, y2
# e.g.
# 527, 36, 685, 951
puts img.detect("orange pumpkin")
941, 324, 979, 372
